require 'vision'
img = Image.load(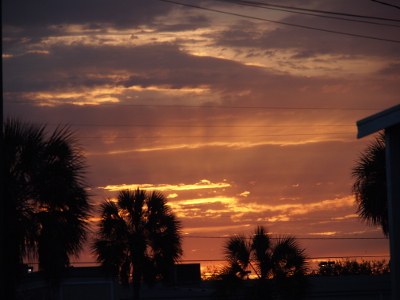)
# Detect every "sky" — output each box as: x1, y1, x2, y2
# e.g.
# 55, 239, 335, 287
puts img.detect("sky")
3, 0, 400, 270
